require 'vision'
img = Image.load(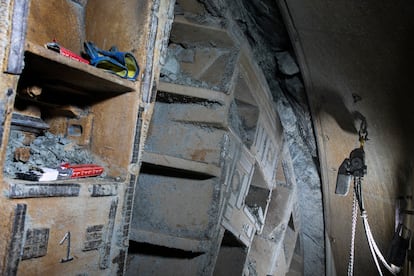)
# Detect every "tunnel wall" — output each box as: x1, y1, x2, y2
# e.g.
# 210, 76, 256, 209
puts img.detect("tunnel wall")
279, 1, 414, 275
